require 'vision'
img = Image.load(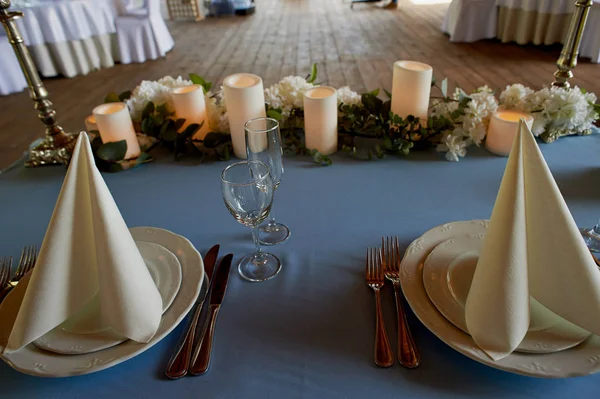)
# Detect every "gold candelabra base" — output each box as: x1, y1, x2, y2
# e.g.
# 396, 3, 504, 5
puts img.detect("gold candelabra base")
552, 0, 594, 88
1, 0, 76, 168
